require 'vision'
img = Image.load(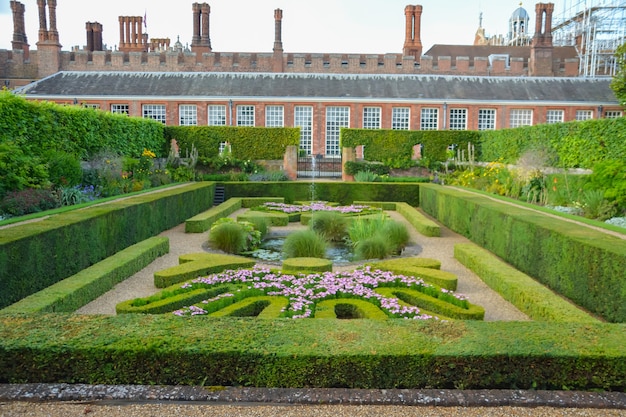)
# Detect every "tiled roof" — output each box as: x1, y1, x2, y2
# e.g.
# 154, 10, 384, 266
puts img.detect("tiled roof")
17, 71, 618, 104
